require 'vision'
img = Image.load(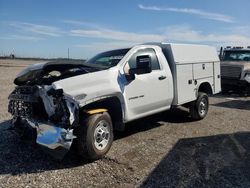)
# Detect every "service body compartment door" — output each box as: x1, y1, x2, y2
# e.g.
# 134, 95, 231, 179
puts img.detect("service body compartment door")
213, 61, 221, 93
175, 64, 196, 104
193, 63, 213, 79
